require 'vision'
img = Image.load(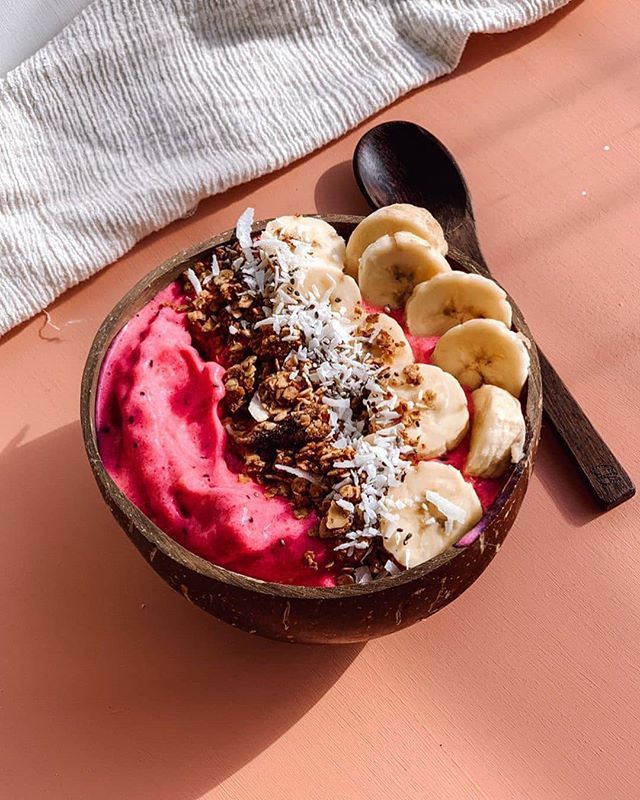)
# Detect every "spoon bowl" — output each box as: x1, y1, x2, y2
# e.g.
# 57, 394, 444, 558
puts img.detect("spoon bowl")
355, 120, 470, 235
